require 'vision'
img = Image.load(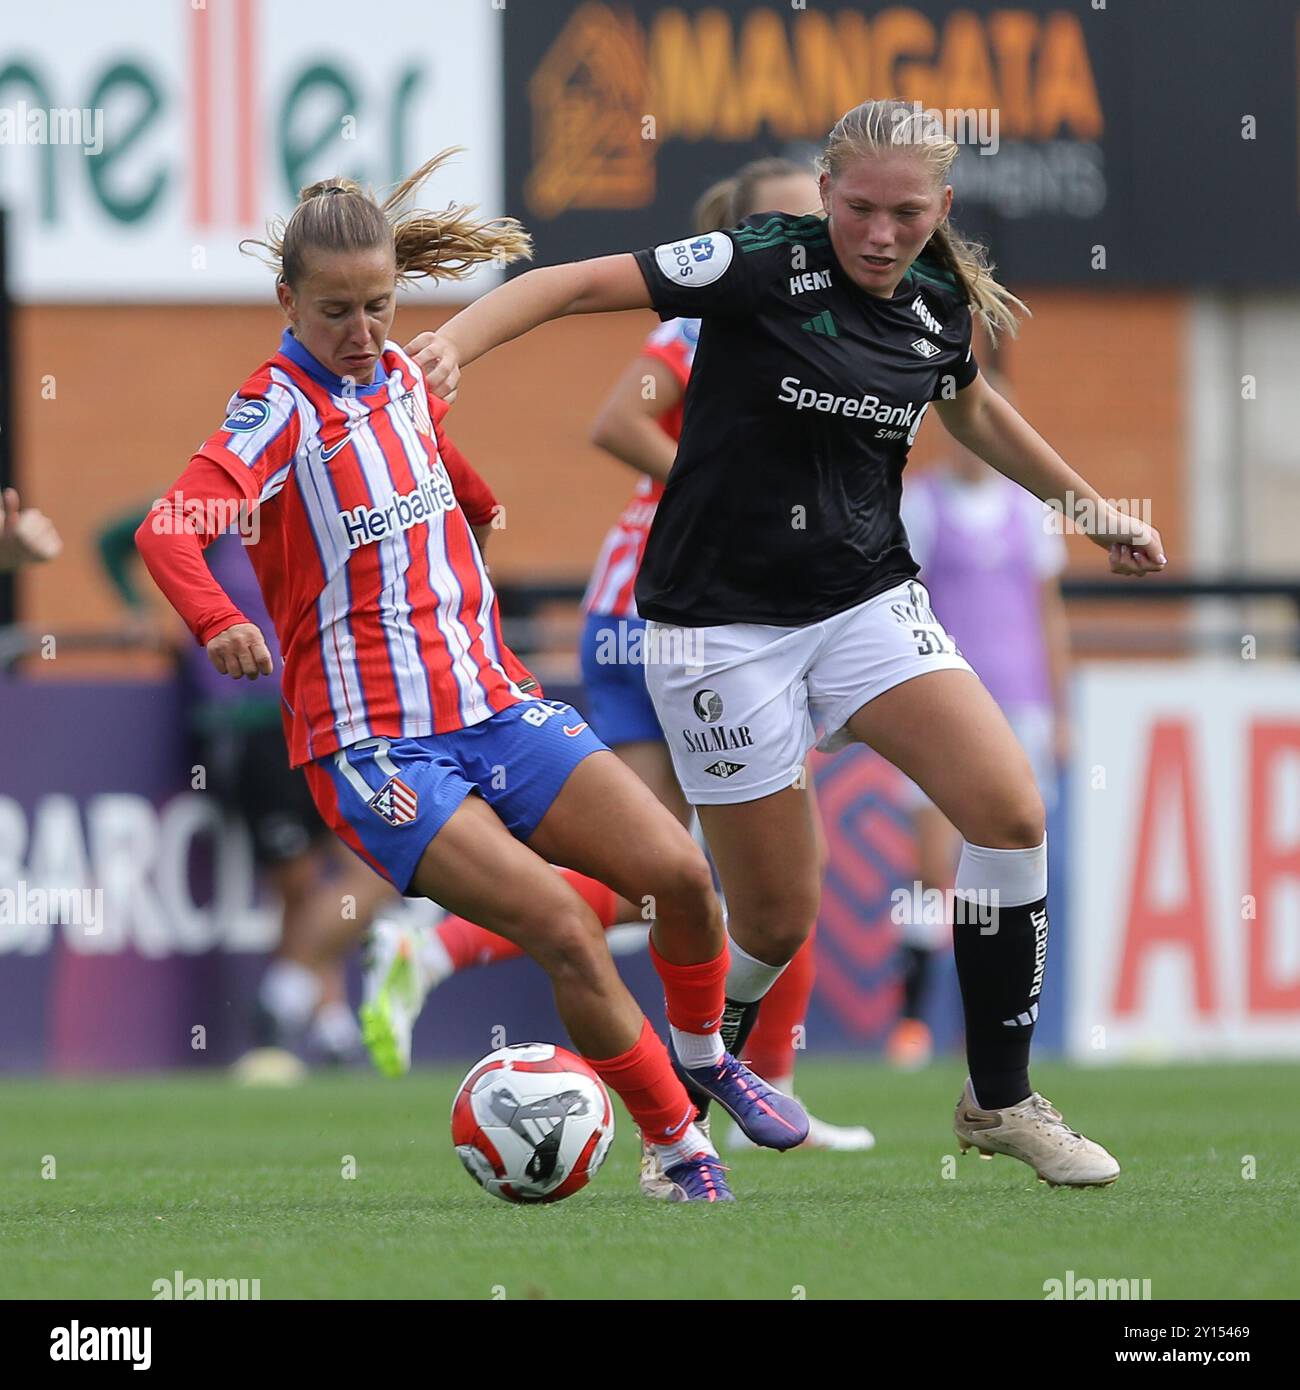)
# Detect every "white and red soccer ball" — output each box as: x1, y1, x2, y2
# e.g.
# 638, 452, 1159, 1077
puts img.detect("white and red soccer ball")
451, 1043, 615, 1203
